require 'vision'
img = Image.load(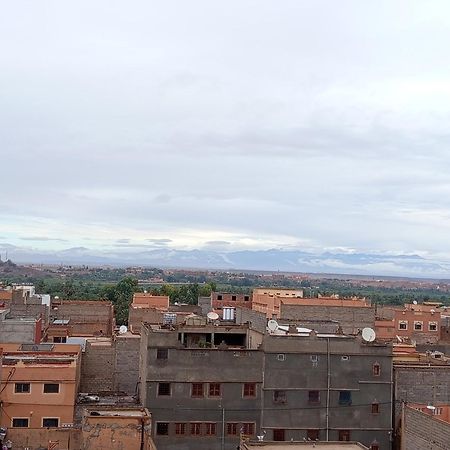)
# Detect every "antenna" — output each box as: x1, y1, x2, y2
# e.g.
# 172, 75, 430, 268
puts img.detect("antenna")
119, 325, 128, 334
362, 327, 376, 343
207, 312, 219, 321
267, 319, 279, 332
413, 300, 418, 305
